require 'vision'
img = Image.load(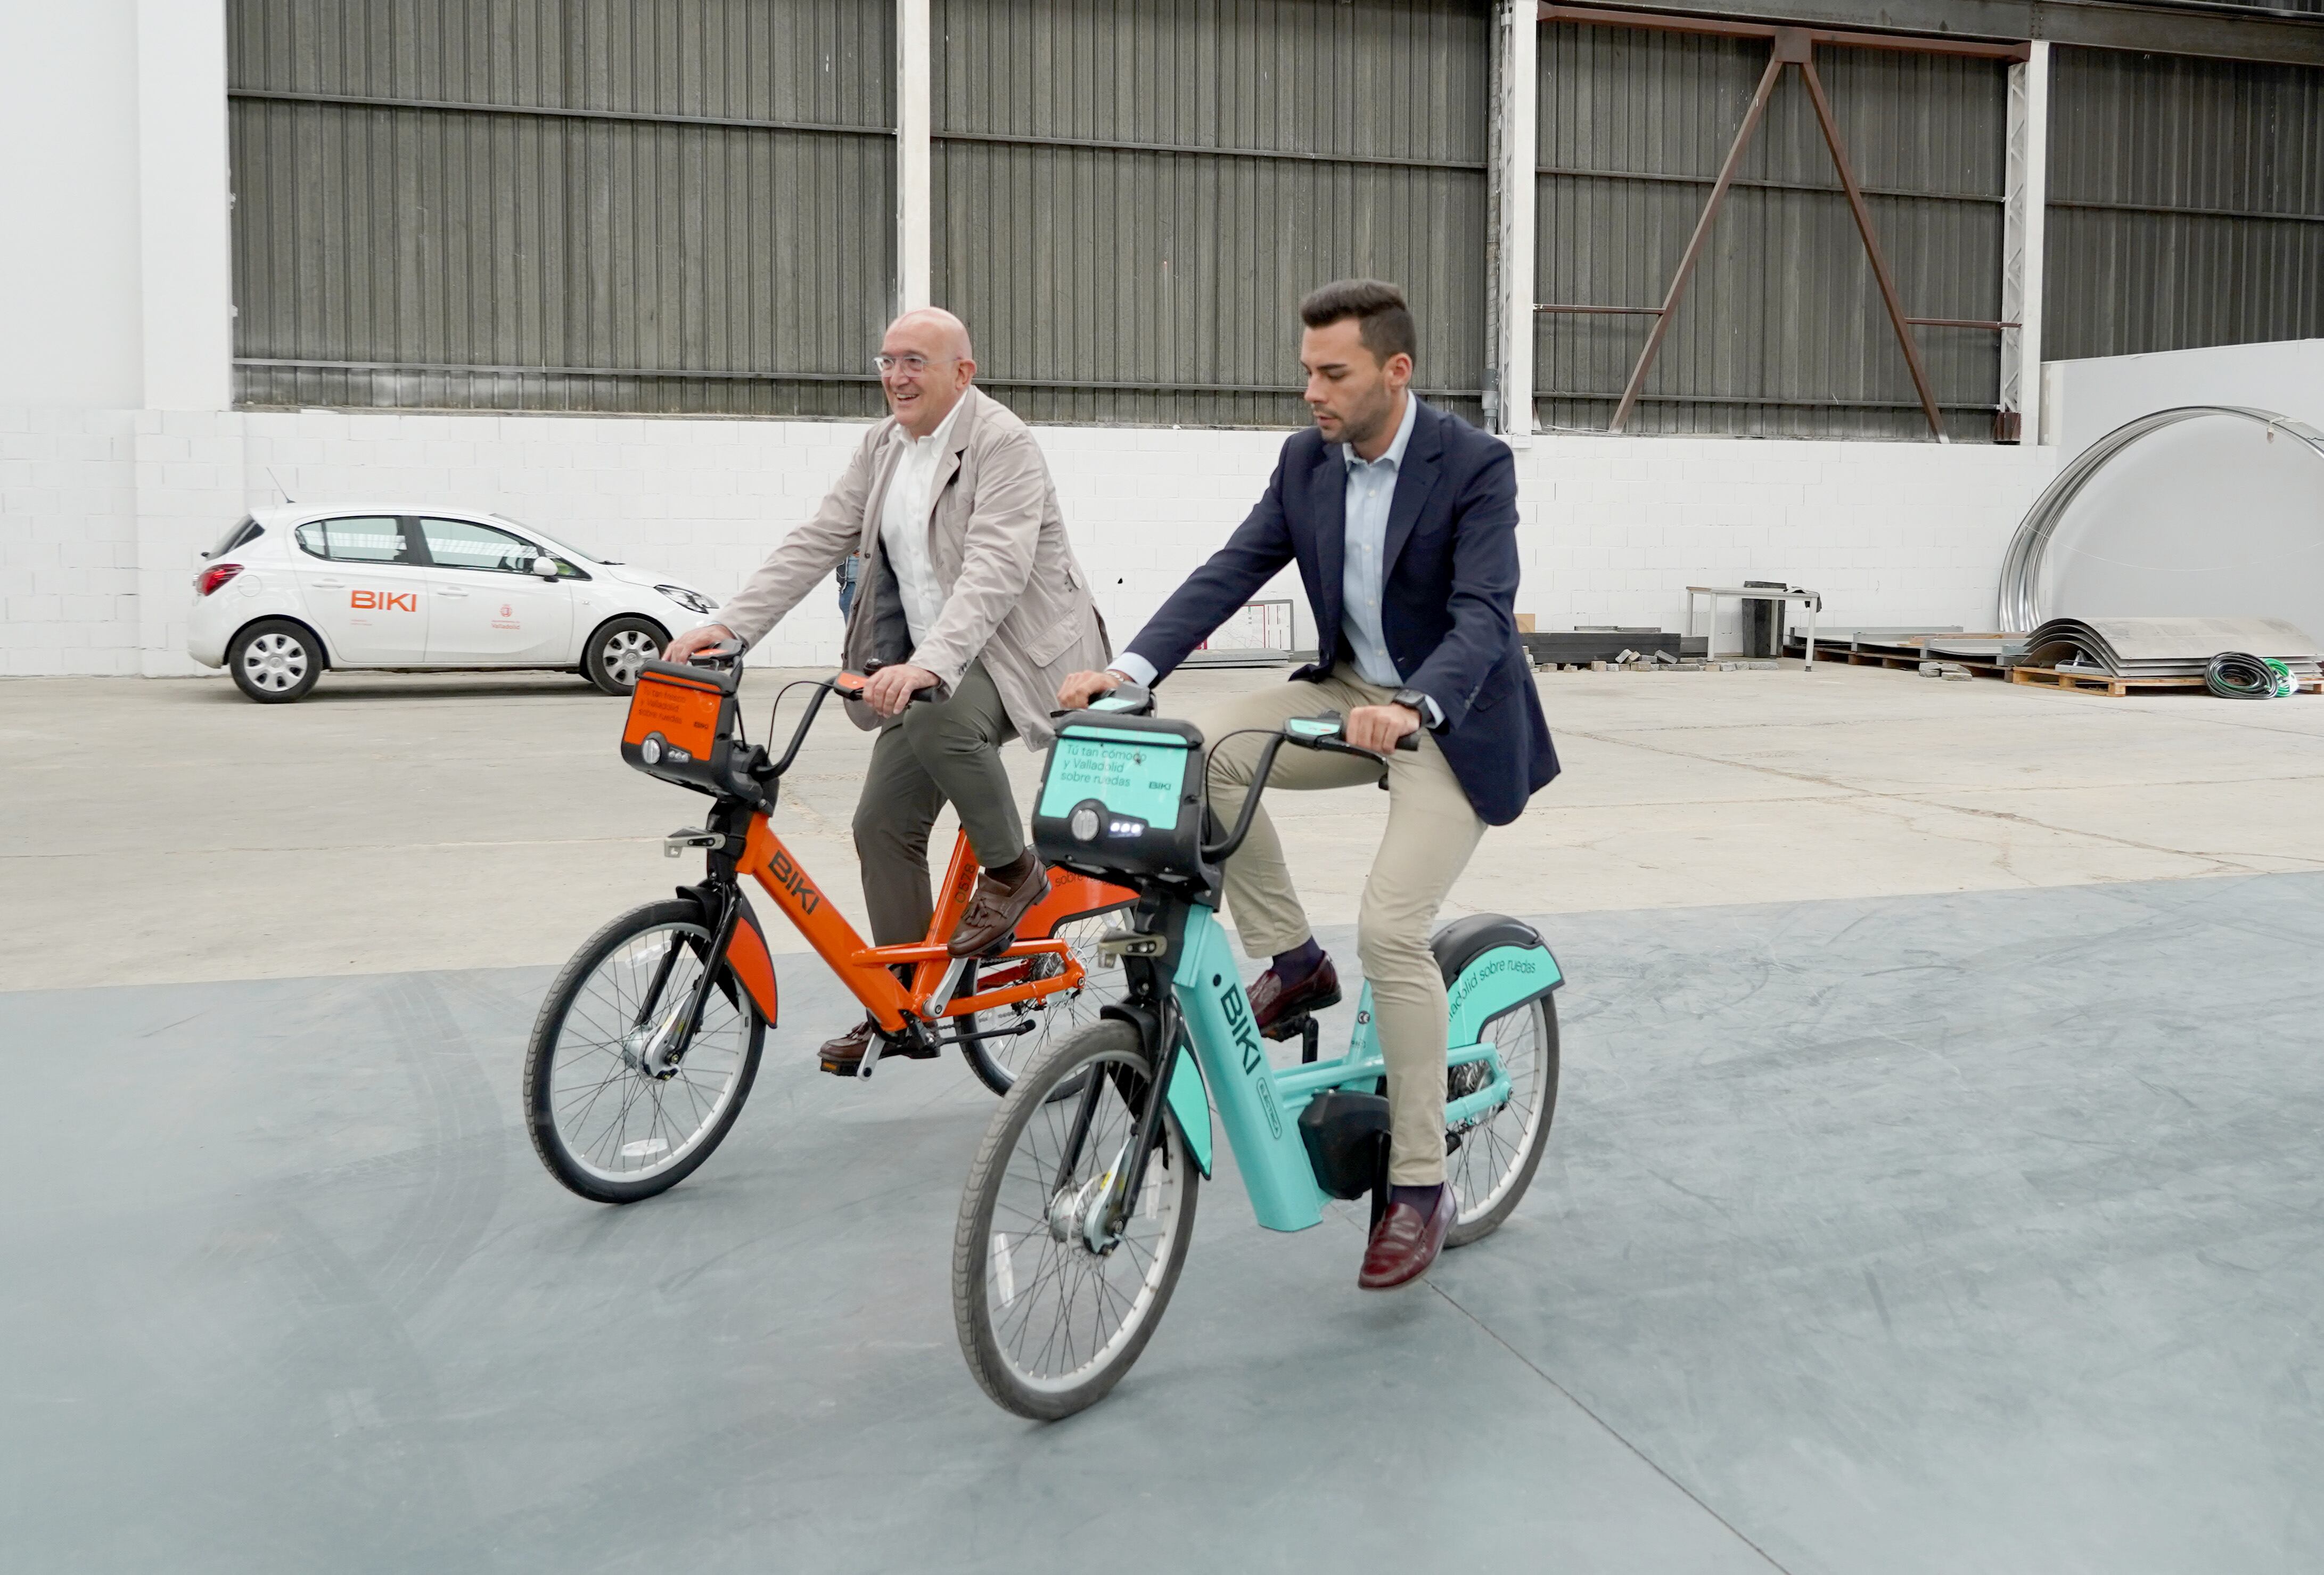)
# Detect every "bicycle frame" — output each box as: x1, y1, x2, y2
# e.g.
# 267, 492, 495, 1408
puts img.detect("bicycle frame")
726, 809, 1129, 1035
1154, 904, 1555, 1231
630, 665, 1134, 1068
